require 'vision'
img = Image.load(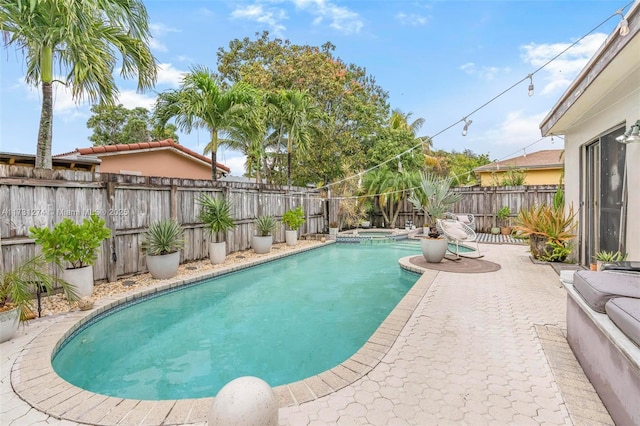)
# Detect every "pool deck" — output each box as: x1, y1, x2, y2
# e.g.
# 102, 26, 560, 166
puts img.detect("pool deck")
0, 242, 613, 425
